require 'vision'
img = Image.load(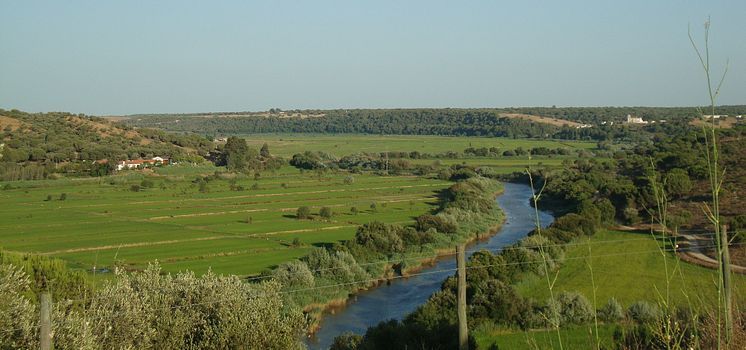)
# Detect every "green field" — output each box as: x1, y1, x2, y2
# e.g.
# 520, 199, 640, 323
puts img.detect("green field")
515, 229, 746, 308
0, 164, 450, 277
240, 134, 597, 157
